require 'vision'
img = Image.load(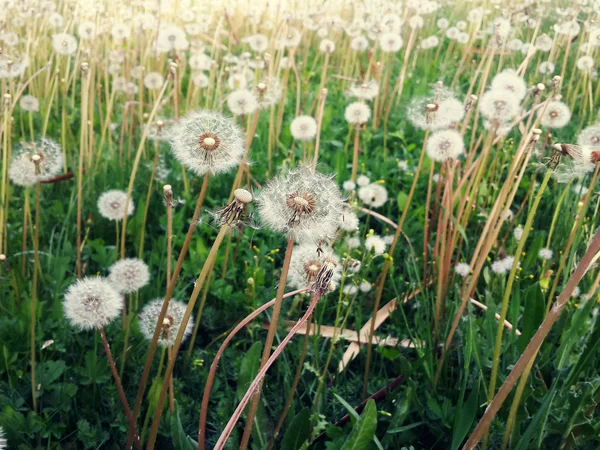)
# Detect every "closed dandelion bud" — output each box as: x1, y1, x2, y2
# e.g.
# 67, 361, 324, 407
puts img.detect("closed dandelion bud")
63, 277, 122, 330
163, 184, 173, 204
211, 188, 253, 229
